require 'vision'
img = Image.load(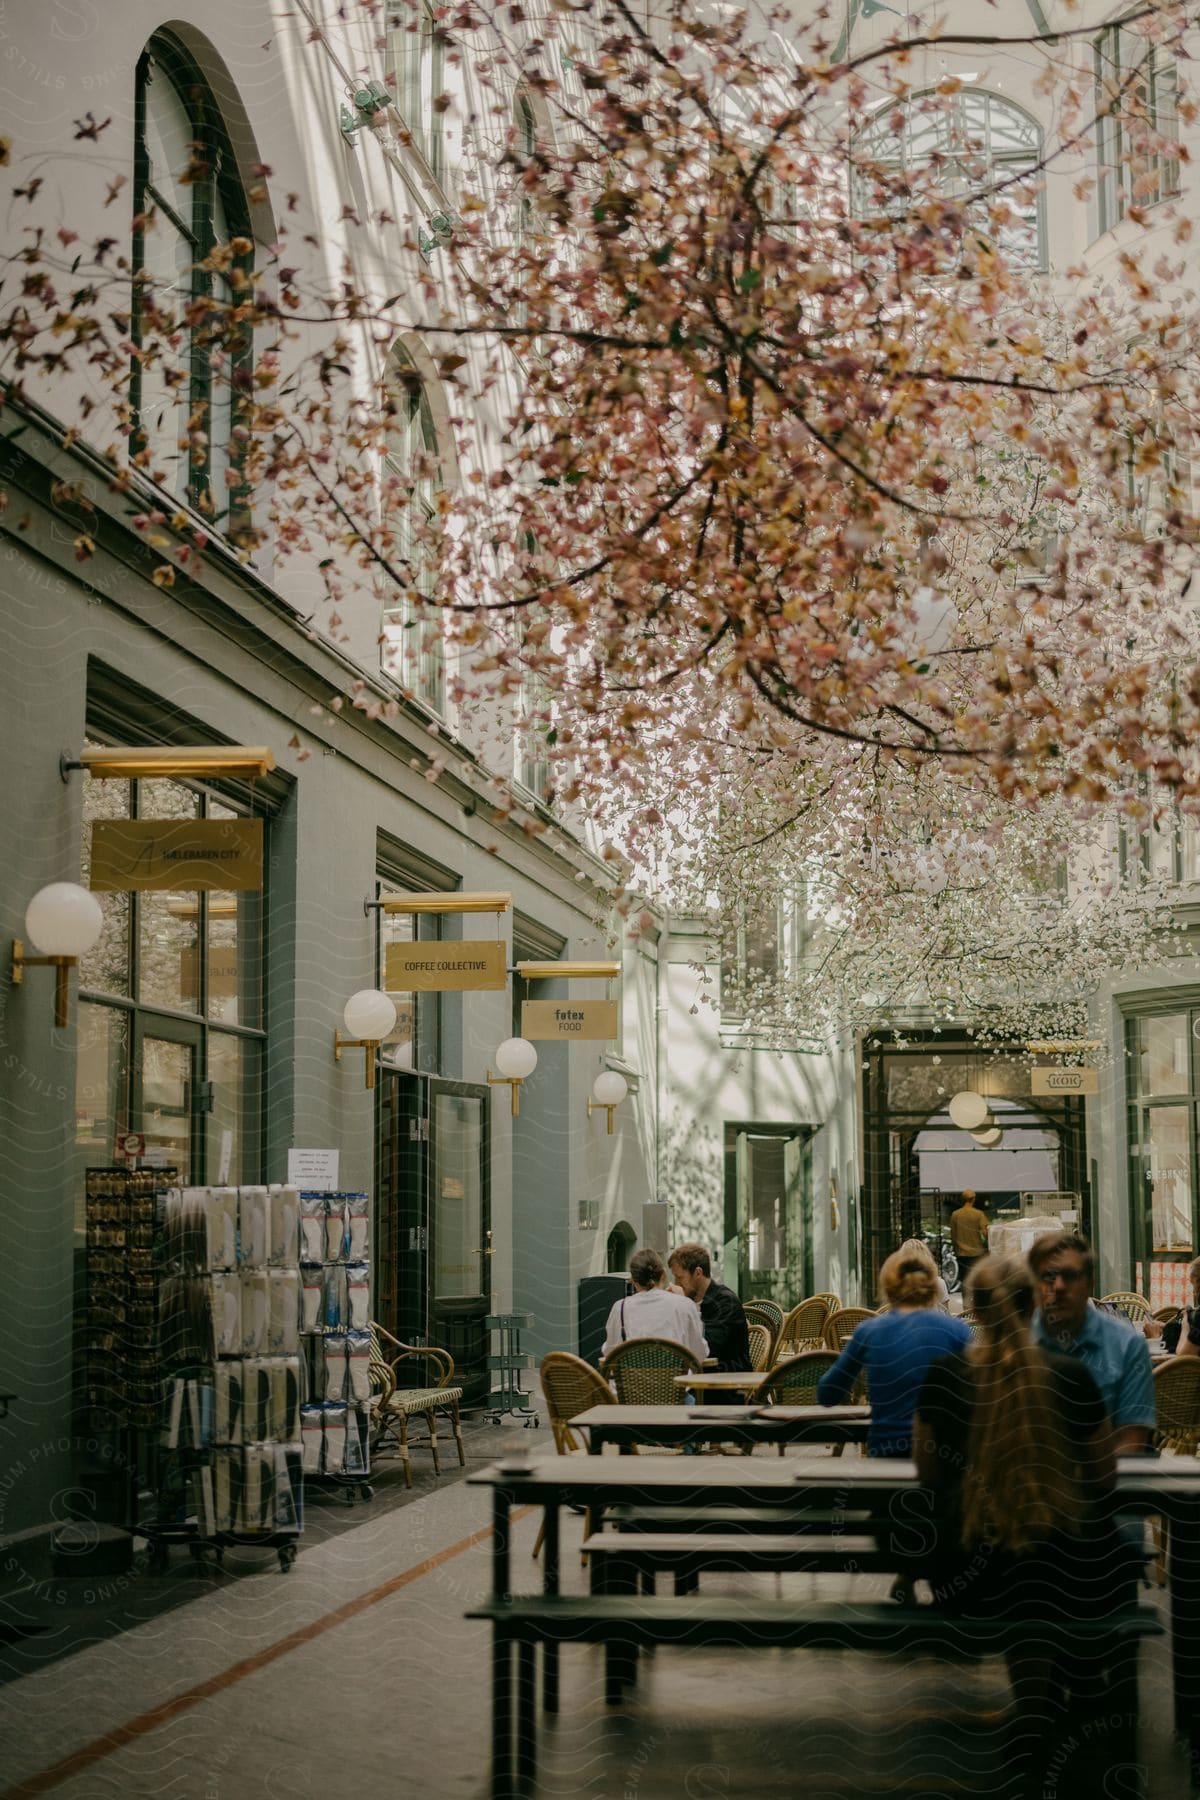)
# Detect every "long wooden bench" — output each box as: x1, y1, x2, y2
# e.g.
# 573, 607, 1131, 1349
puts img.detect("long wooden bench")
584, 1529, 896, 1594
469, 1592, 1162, 1787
